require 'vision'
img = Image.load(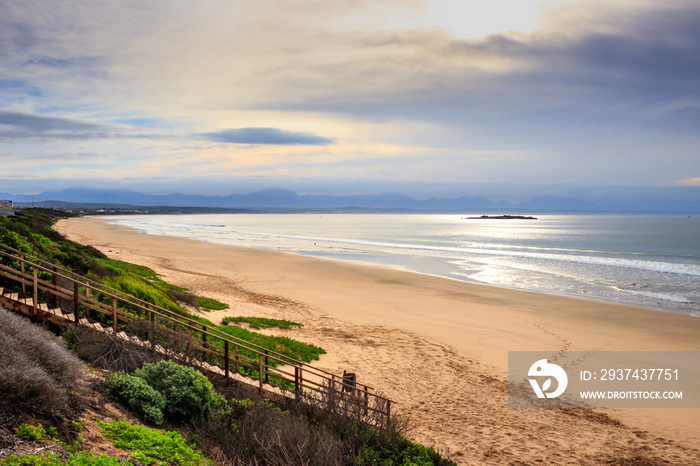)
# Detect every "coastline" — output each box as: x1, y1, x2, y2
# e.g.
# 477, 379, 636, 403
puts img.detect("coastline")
55, 217, 700, 464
